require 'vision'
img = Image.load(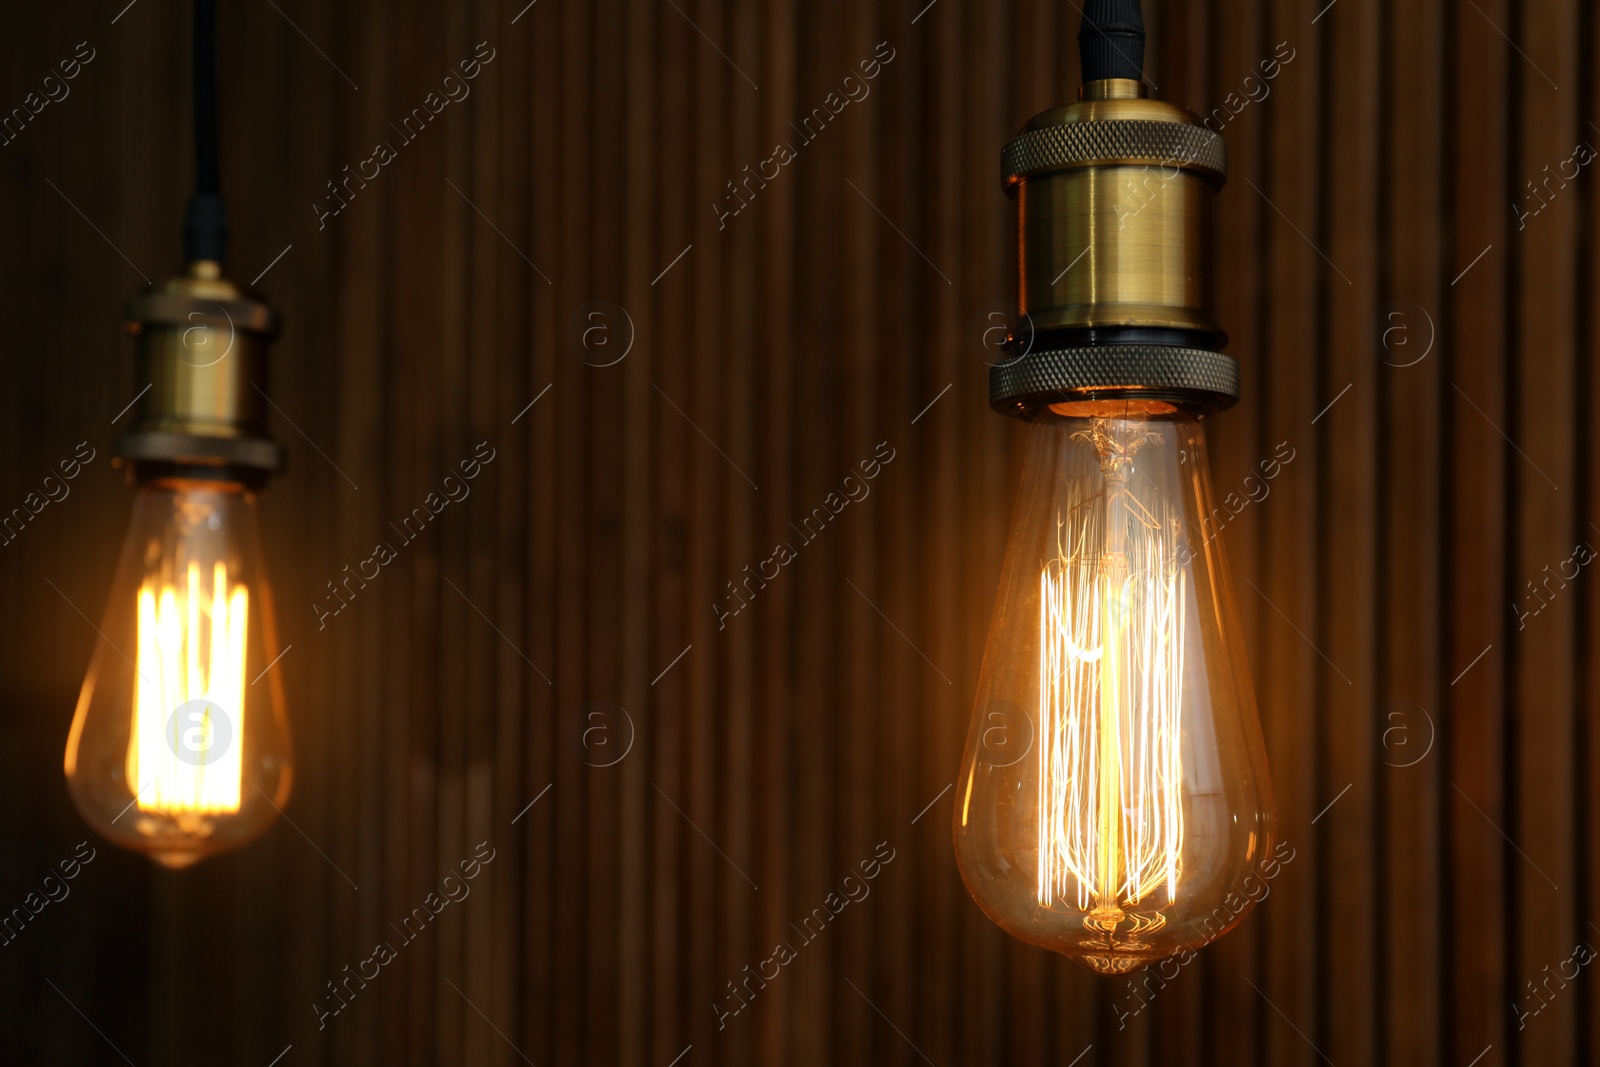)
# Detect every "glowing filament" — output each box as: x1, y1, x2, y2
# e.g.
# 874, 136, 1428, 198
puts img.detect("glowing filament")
1036, 430, 1186, 922
127, 561, 248, 815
